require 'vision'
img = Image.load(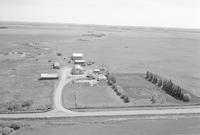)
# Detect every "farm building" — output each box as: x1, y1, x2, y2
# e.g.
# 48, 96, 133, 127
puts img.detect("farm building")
74, 59, 86, 66
96, 74, 107, 81
39, 73, 59, 80
53, 62, 60, 69
71, 65, 84, 75
71, 53, 83, 60
93, 69, 100, 74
